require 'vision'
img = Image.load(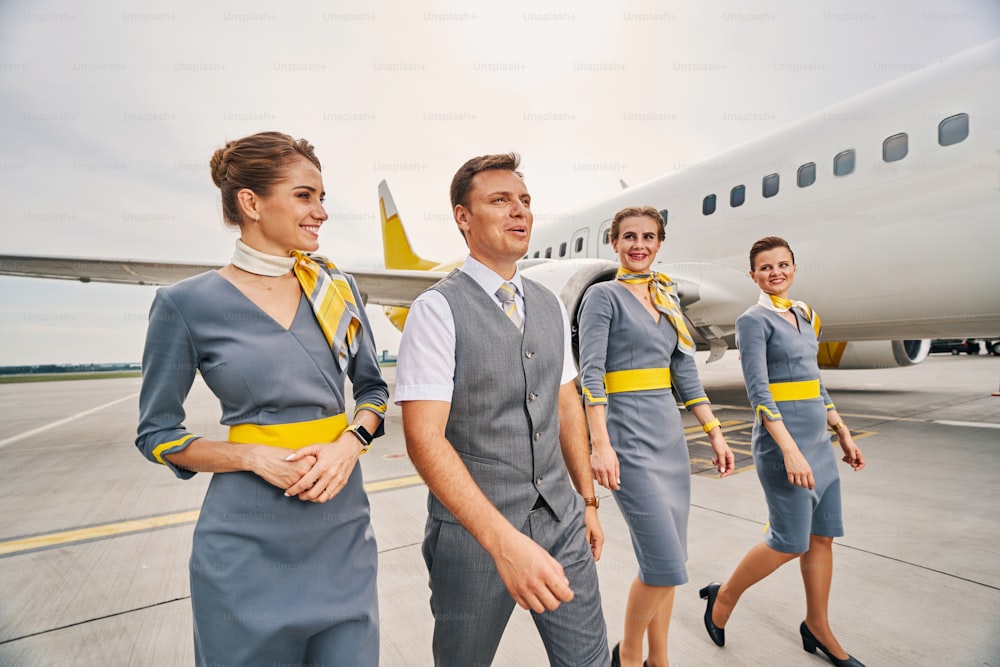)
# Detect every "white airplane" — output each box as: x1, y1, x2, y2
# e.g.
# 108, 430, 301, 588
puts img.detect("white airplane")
3, 39, 998, 371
